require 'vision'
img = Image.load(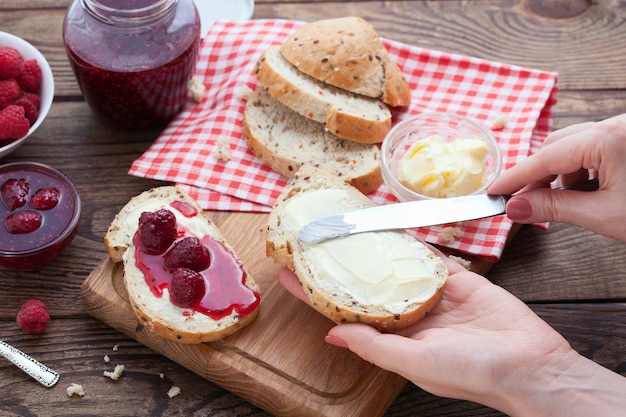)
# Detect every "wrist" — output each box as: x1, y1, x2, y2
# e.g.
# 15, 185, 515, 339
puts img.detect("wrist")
496, 350, 626, 417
